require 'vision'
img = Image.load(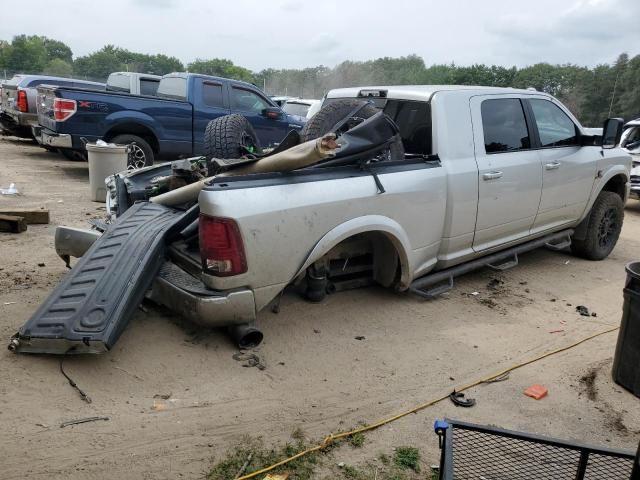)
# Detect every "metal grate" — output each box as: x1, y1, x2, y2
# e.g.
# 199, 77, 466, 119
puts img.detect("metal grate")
436, 419, 636, 480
